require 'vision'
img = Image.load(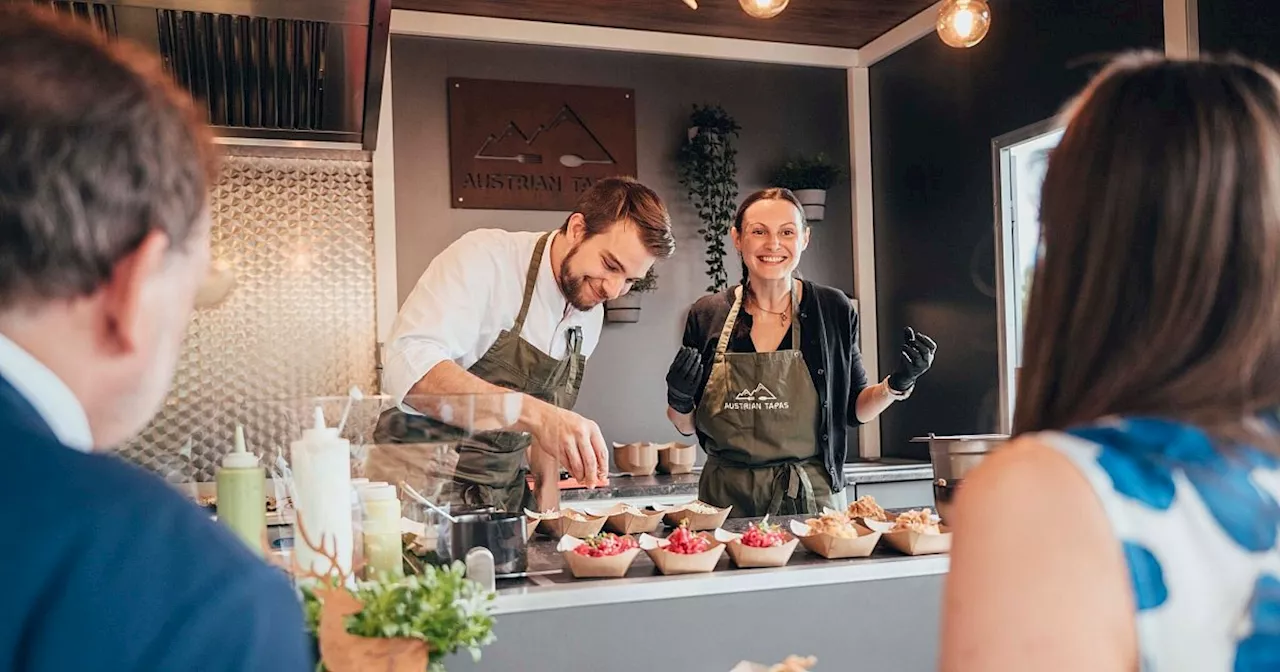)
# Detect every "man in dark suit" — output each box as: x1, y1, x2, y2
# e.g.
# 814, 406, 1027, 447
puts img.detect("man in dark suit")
0, 7, 312, 671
